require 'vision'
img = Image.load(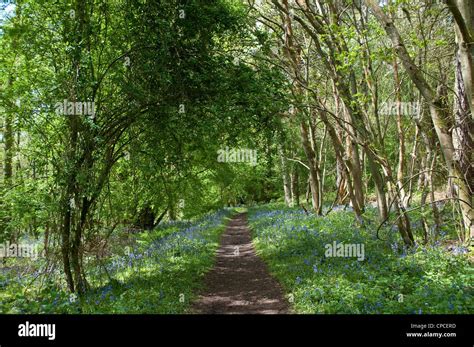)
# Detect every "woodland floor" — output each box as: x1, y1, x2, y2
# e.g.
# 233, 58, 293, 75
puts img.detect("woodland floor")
190, 213, 289, 314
